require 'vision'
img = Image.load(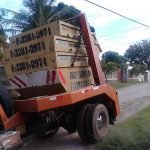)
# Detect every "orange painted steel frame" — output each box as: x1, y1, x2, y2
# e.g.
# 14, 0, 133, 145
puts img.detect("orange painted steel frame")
14, 84, 119, 114
0, 105, 25, 129
0, 14, 120, 130
0, 84, 120, 130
